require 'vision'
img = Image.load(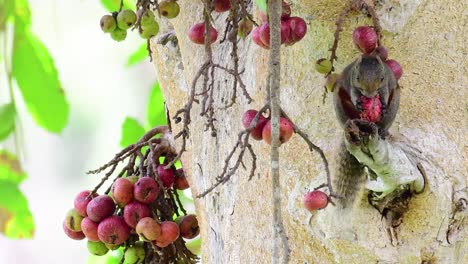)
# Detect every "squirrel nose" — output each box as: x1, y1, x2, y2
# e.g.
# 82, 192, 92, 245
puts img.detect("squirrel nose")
368, 82, 380, 95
